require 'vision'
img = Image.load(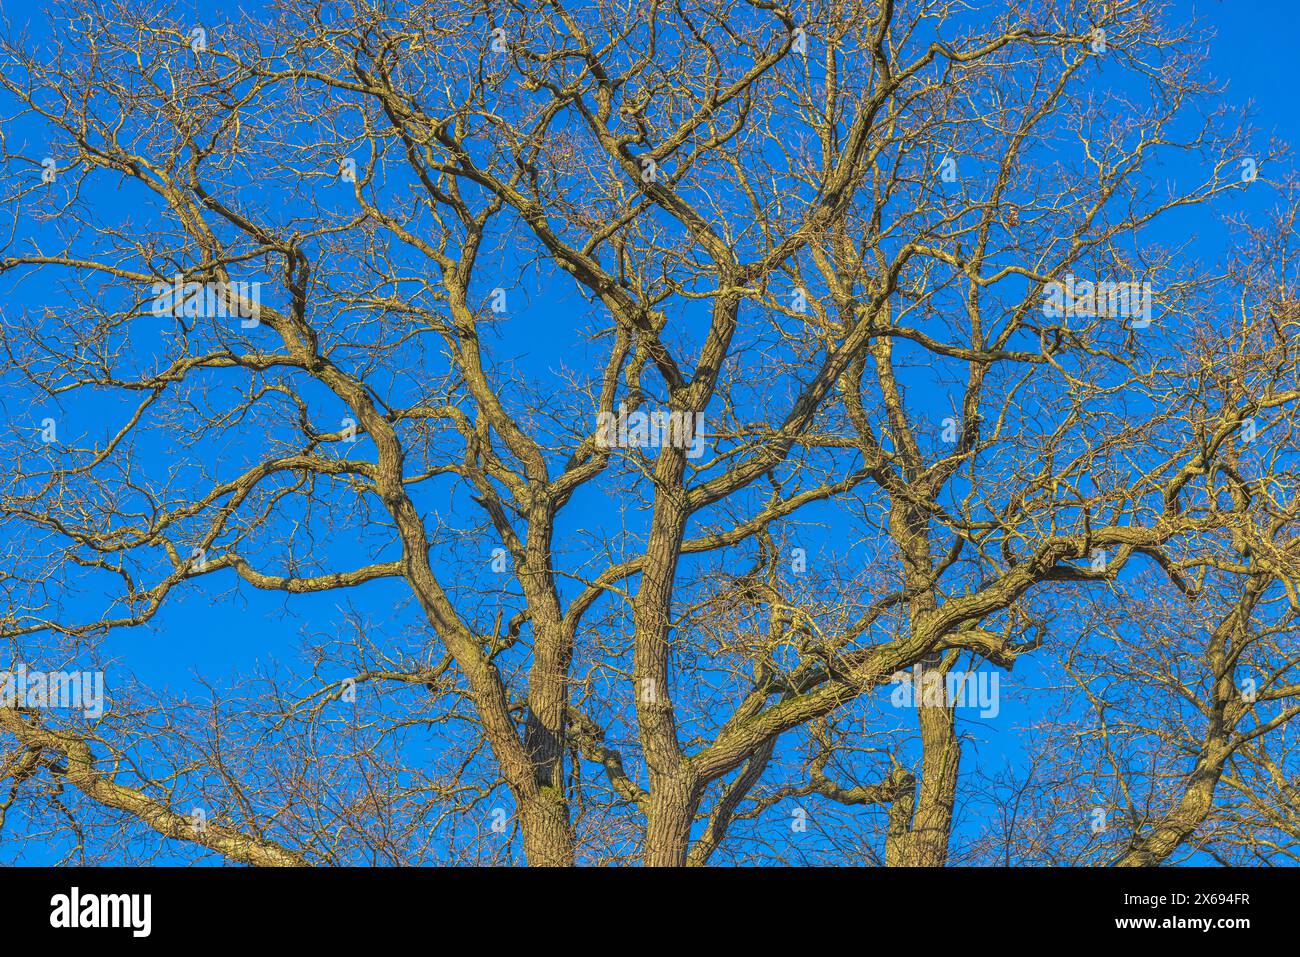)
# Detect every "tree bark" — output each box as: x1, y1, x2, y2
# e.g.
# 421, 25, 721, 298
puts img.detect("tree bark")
519, 791, 575, 867
643, 774, 700, 867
